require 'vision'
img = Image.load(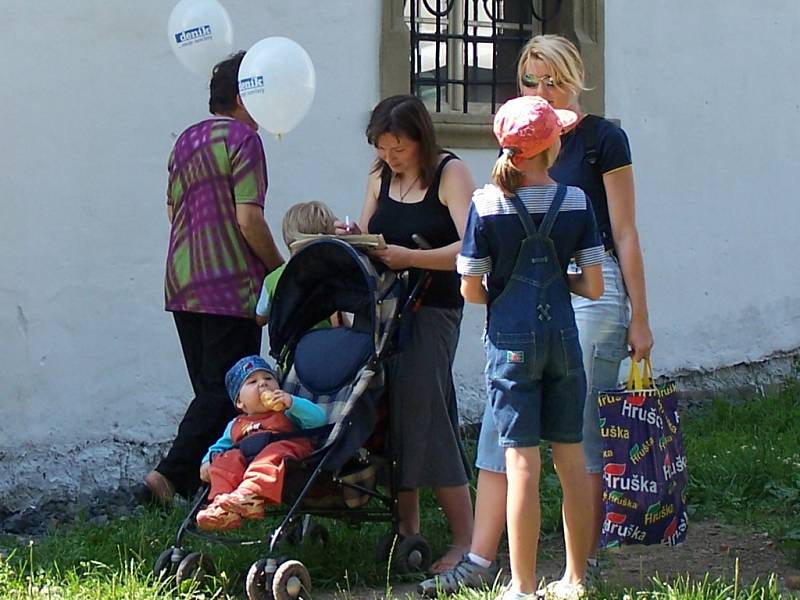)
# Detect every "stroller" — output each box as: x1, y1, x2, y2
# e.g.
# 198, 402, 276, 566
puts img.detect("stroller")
153, 238, 435, 599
